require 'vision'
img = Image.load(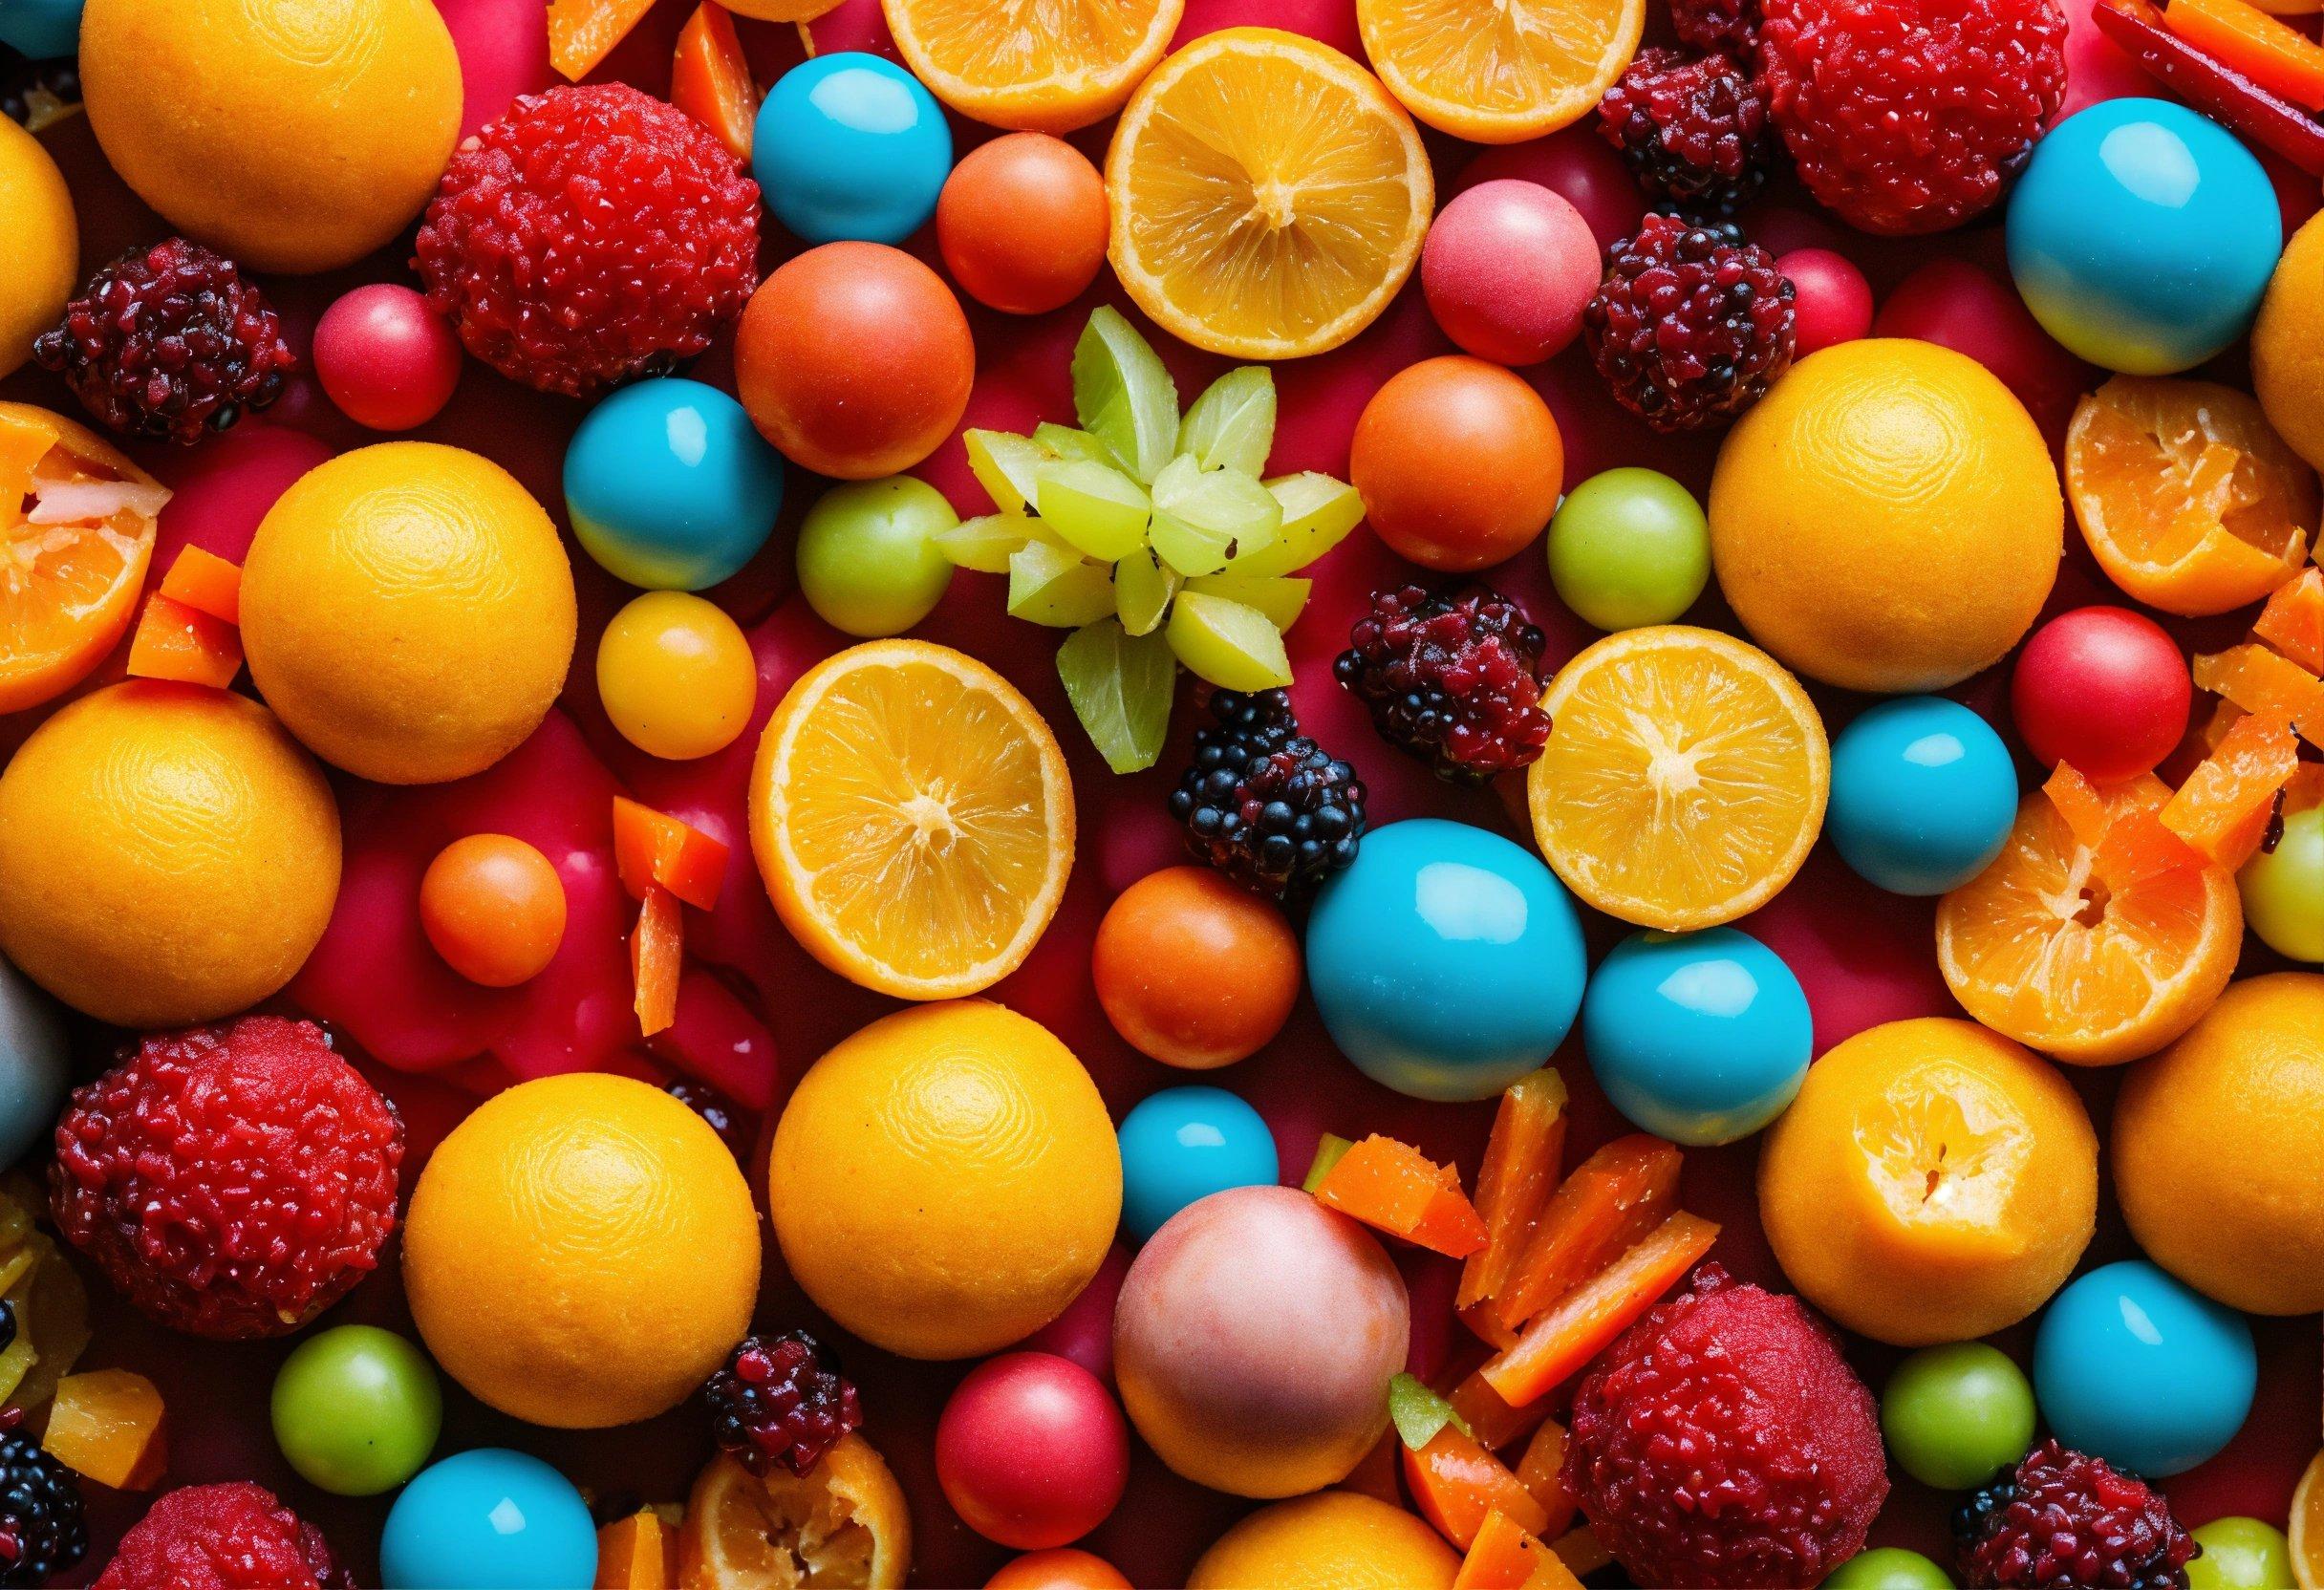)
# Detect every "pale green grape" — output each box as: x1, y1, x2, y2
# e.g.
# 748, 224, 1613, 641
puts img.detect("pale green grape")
1072, 307, 1179, 483
963, 429, 1047, 512
1179, 367, 1277, 476
1008, 541, 1116, 628
932, 513, 1041, 573
1229, 473, 1365, 576
1057, 618, 1177, 774
1035, 459, 1151, 561
2240, 803, 2322, 961
1150, 455, 1281, 577
1168, 591, 1292, 690
1034, 422, 1116, 466
1115, 548, 1180, 636
1186, 573, 1309, 631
